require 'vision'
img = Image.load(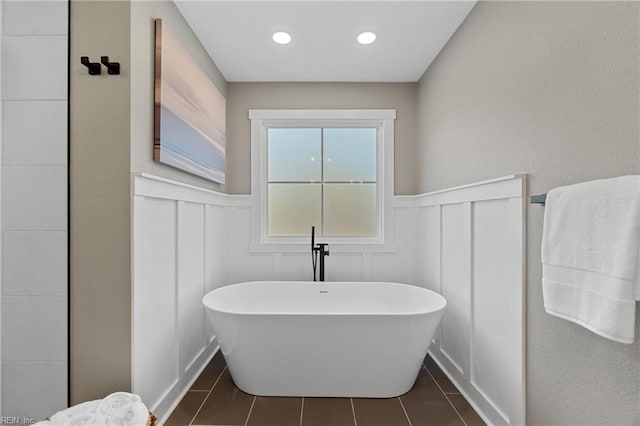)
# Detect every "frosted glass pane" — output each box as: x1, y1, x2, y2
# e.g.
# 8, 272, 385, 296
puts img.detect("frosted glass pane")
268, 128, 321, 182
324, 128, 377, 182
324, 183, 377, 237
268, 183, 321, 236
